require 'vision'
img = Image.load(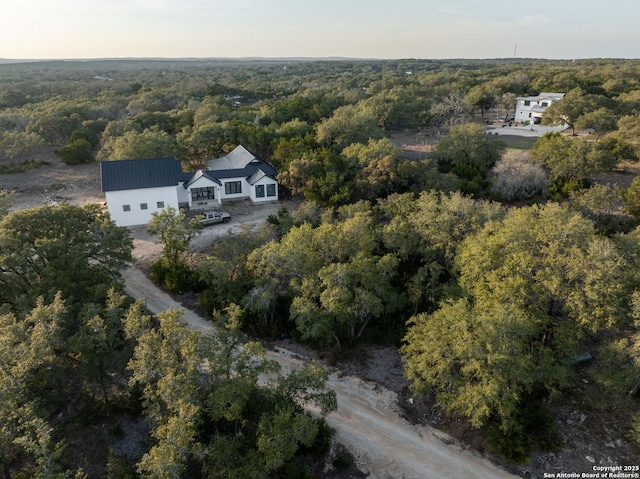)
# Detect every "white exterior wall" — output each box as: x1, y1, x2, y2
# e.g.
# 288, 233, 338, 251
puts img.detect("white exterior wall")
186, 176, 221, 210
219, 176, 251, 202
514, 94, 564, 123
105, 185, 179, 227
249, 177, 279, 203
515, 99, 544, 122
177, 182, 189, 206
